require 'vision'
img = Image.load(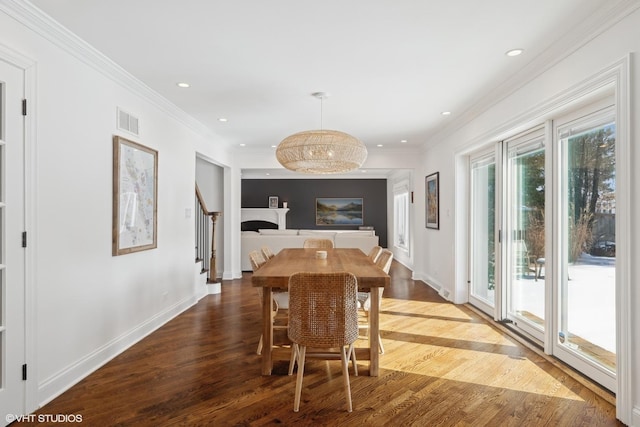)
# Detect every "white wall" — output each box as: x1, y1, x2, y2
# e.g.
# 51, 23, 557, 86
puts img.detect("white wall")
1, 4, 234, 410
415, 8, 640, 425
